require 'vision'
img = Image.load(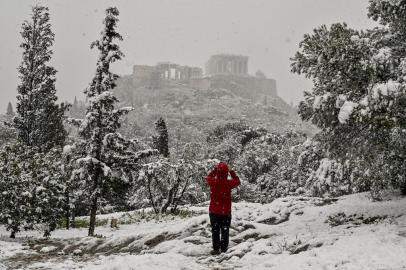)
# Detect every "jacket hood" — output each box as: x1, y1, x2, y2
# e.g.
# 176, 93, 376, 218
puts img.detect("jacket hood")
217, 162, 229, 179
